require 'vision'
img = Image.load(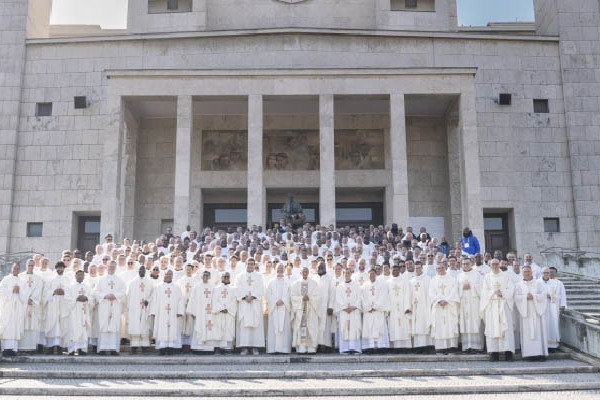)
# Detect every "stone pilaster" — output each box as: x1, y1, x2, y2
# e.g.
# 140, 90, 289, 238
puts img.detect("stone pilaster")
459, 90, 484, 249
247, 95, 265, 228
387, 94, 410, 228
100, 95, 124, 241
319, 94, 336, 227
174, 95, 193, 235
